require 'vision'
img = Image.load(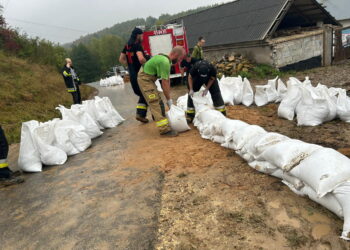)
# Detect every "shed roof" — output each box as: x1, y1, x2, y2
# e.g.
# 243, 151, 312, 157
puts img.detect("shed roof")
171, 0, 339, 48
